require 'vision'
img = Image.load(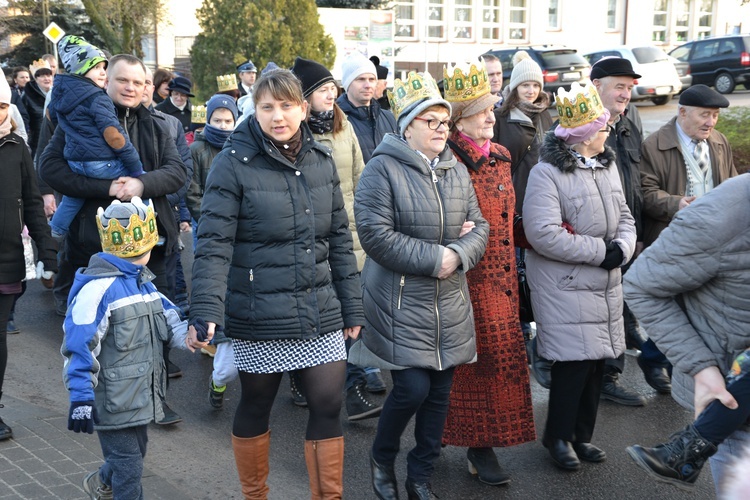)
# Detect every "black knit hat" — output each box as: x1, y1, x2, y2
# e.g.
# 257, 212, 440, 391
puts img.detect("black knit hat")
679, 84, 729, 108
291, 57, 335, 98
370, 56, 389, 80
590, 57, 642, 80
